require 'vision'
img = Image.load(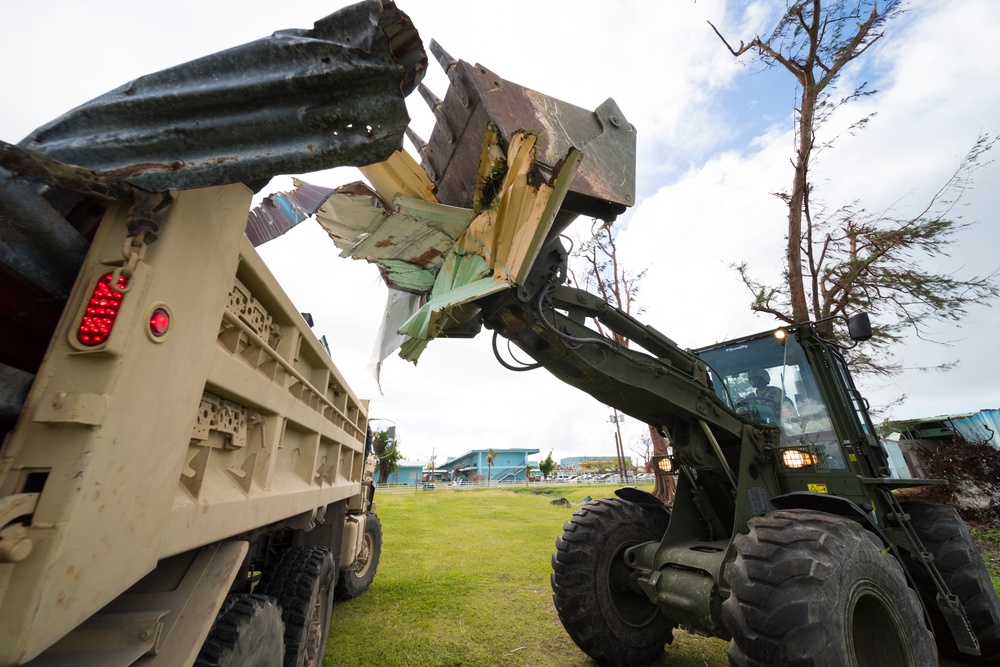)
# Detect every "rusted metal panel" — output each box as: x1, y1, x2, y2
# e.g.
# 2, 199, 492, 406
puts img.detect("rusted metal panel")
16, 1, 426, 192
417, 40, 635, 230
